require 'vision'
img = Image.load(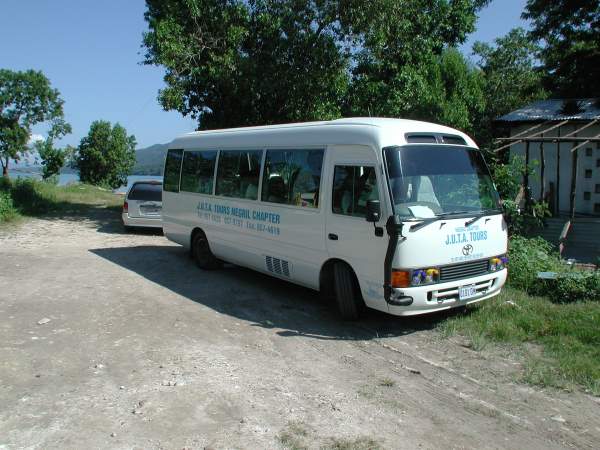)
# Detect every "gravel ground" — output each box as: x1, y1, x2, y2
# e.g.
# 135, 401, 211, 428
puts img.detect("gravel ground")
1, 207, 599, 449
